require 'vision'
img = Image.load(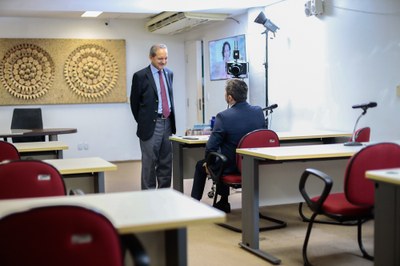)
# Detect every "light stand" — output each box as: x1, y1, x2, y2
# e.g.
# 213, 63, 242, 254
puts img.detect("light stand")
254, 11, 279, 128
263, 104, 278, 129
344, 102, 377, 146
